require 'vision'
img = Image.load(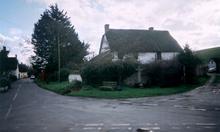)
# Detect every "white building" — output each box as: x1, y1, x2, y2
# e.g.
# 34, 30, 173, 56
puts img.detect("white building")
95, 24, 182, 64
